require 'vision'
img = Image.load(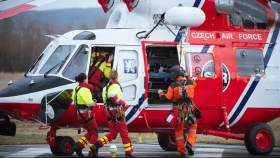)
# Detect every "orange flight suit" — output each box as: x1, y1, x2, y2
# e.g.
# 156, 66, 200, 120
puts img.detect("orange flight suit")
159, 76, 197, 154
